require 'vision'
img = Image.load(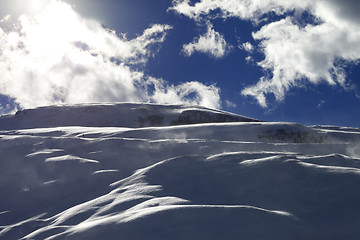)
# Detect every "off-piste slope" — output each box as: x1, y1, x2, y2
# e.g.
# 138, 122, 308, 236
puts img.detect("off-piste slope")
0, 103, 360, 239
